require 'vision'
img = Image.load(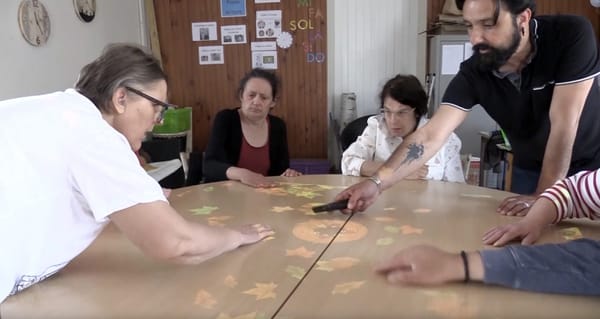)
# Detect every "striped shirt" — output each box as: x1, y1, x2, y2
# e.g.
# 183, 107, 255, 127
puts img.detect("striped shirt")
540, 170, 600, 223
